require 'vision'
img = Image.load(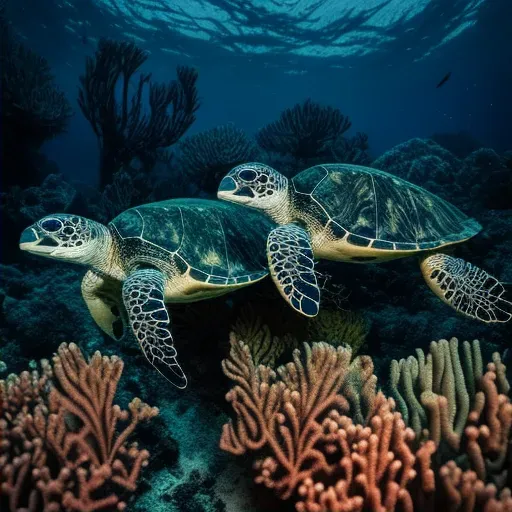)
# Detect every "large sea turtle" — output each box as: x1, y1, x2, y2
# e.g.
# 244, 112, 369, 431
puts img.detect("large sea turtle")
19, 198, 301, 388
218, 162, 512, 323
